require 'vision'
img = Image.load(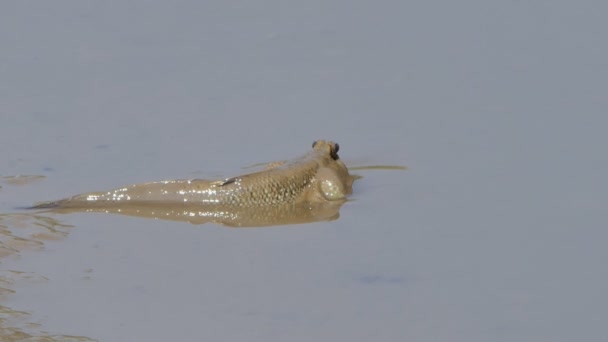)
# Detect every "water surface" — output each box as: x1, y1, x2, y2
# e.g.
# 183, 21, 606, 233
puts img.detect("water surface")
1, 1, 607, 341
